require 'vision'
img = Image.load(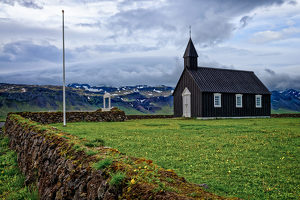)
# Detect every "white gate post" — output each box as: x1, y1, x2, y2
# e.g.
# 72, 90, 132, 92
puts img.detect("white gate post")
103, 95, 106, 108
103, 93, 111, 111
108, 96, 111, 109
